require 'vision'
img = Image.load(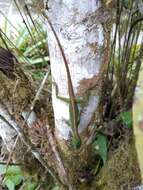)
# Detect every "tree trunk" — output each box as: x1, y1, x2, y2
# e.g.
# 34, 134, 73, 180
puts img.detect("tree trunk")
0, 0, 112, 188
46, 0, 111, 185
47, 0, 110, 140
